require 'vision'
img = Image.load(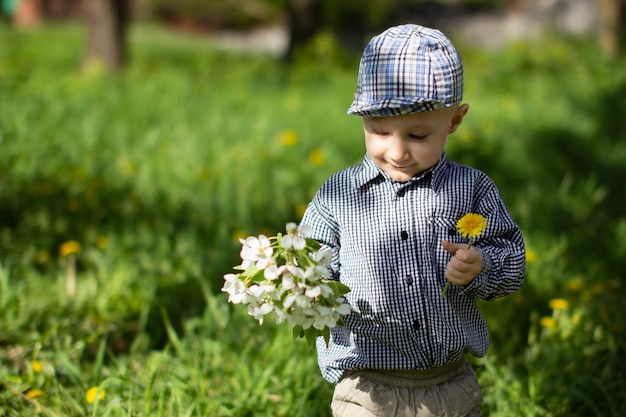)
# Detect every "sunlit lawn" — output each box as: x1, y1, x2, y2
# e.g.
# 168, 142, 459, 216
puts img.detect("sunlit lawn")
1, 22, 625, 416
